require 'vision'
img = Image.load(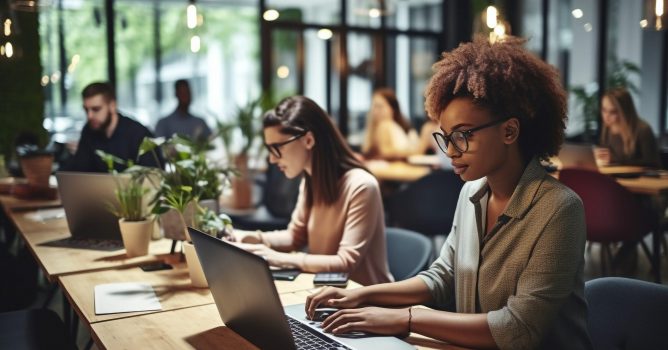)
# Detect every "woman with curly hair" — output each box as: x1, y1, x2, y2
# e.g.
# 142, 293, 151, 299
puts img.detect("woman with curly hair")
595, 87, 659, 167
305, 36, 591, 350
